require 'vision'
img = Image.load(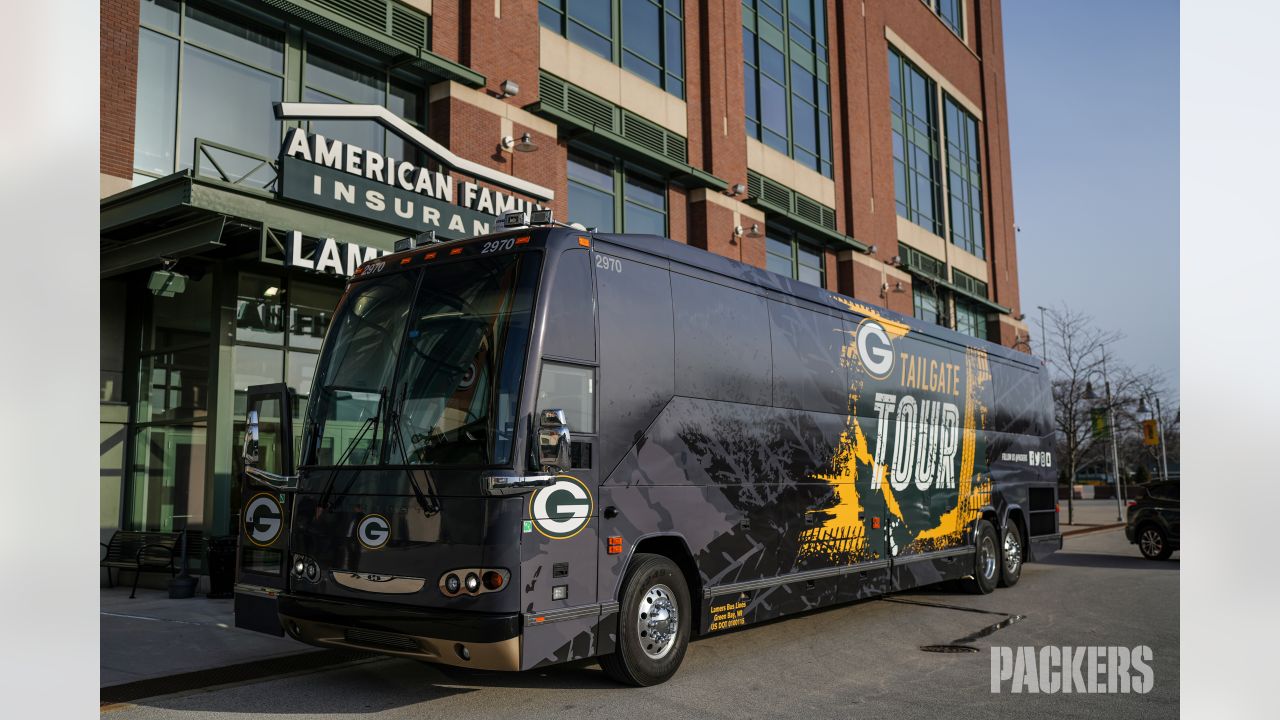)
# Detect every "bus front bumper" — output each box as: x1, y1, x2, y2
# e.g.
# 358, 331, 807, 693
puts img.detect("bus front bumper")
278, 593, 522, 671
